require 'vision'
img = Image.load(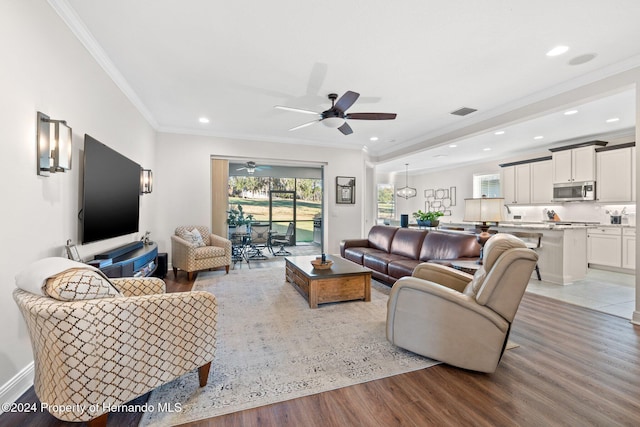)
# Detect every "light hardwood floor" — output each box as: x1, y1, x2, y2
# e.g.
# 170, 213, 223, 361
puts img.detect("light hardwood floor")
3, 251, 640, 427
